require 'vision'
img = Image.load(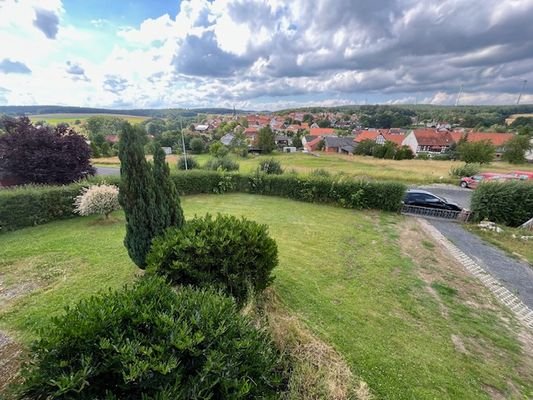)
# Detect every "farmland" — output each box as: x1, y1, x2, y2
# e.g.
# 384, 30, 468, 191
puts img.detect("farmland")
27, 113, 149, 130
1, 194, 532, 398
94, 152, 533, 185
